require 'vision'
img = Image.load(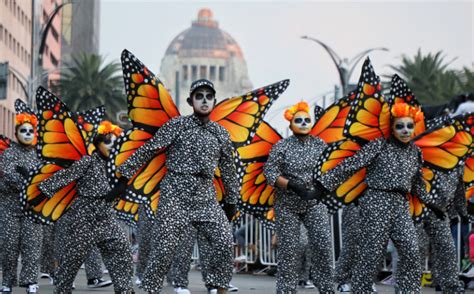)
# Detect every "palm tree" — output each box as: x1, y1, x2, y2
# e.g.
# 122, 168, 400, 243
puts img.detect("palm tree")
54, 54, 126, 122
456, 67, 474, 93
389, 49, 460, 105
